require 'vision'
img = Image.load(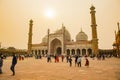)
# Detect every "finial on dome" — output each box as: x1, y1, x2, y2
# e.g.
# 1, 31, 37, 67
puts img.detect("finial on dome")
117, 22, 120, 31
48, 28, 50, 31
114, 30, 117, 41
62, 22, 65, 29
90, 5, 95, 10
62, 22, 64, 27
115, 30, 116, 37
48, 28, 50, 33
30, 19, 33, 23
81, 27, 83, 32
